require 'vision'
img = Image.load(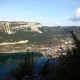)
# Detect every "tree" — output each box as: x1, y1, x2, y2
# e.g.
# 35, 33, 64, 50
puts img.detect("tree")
55, 31, 80, 80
